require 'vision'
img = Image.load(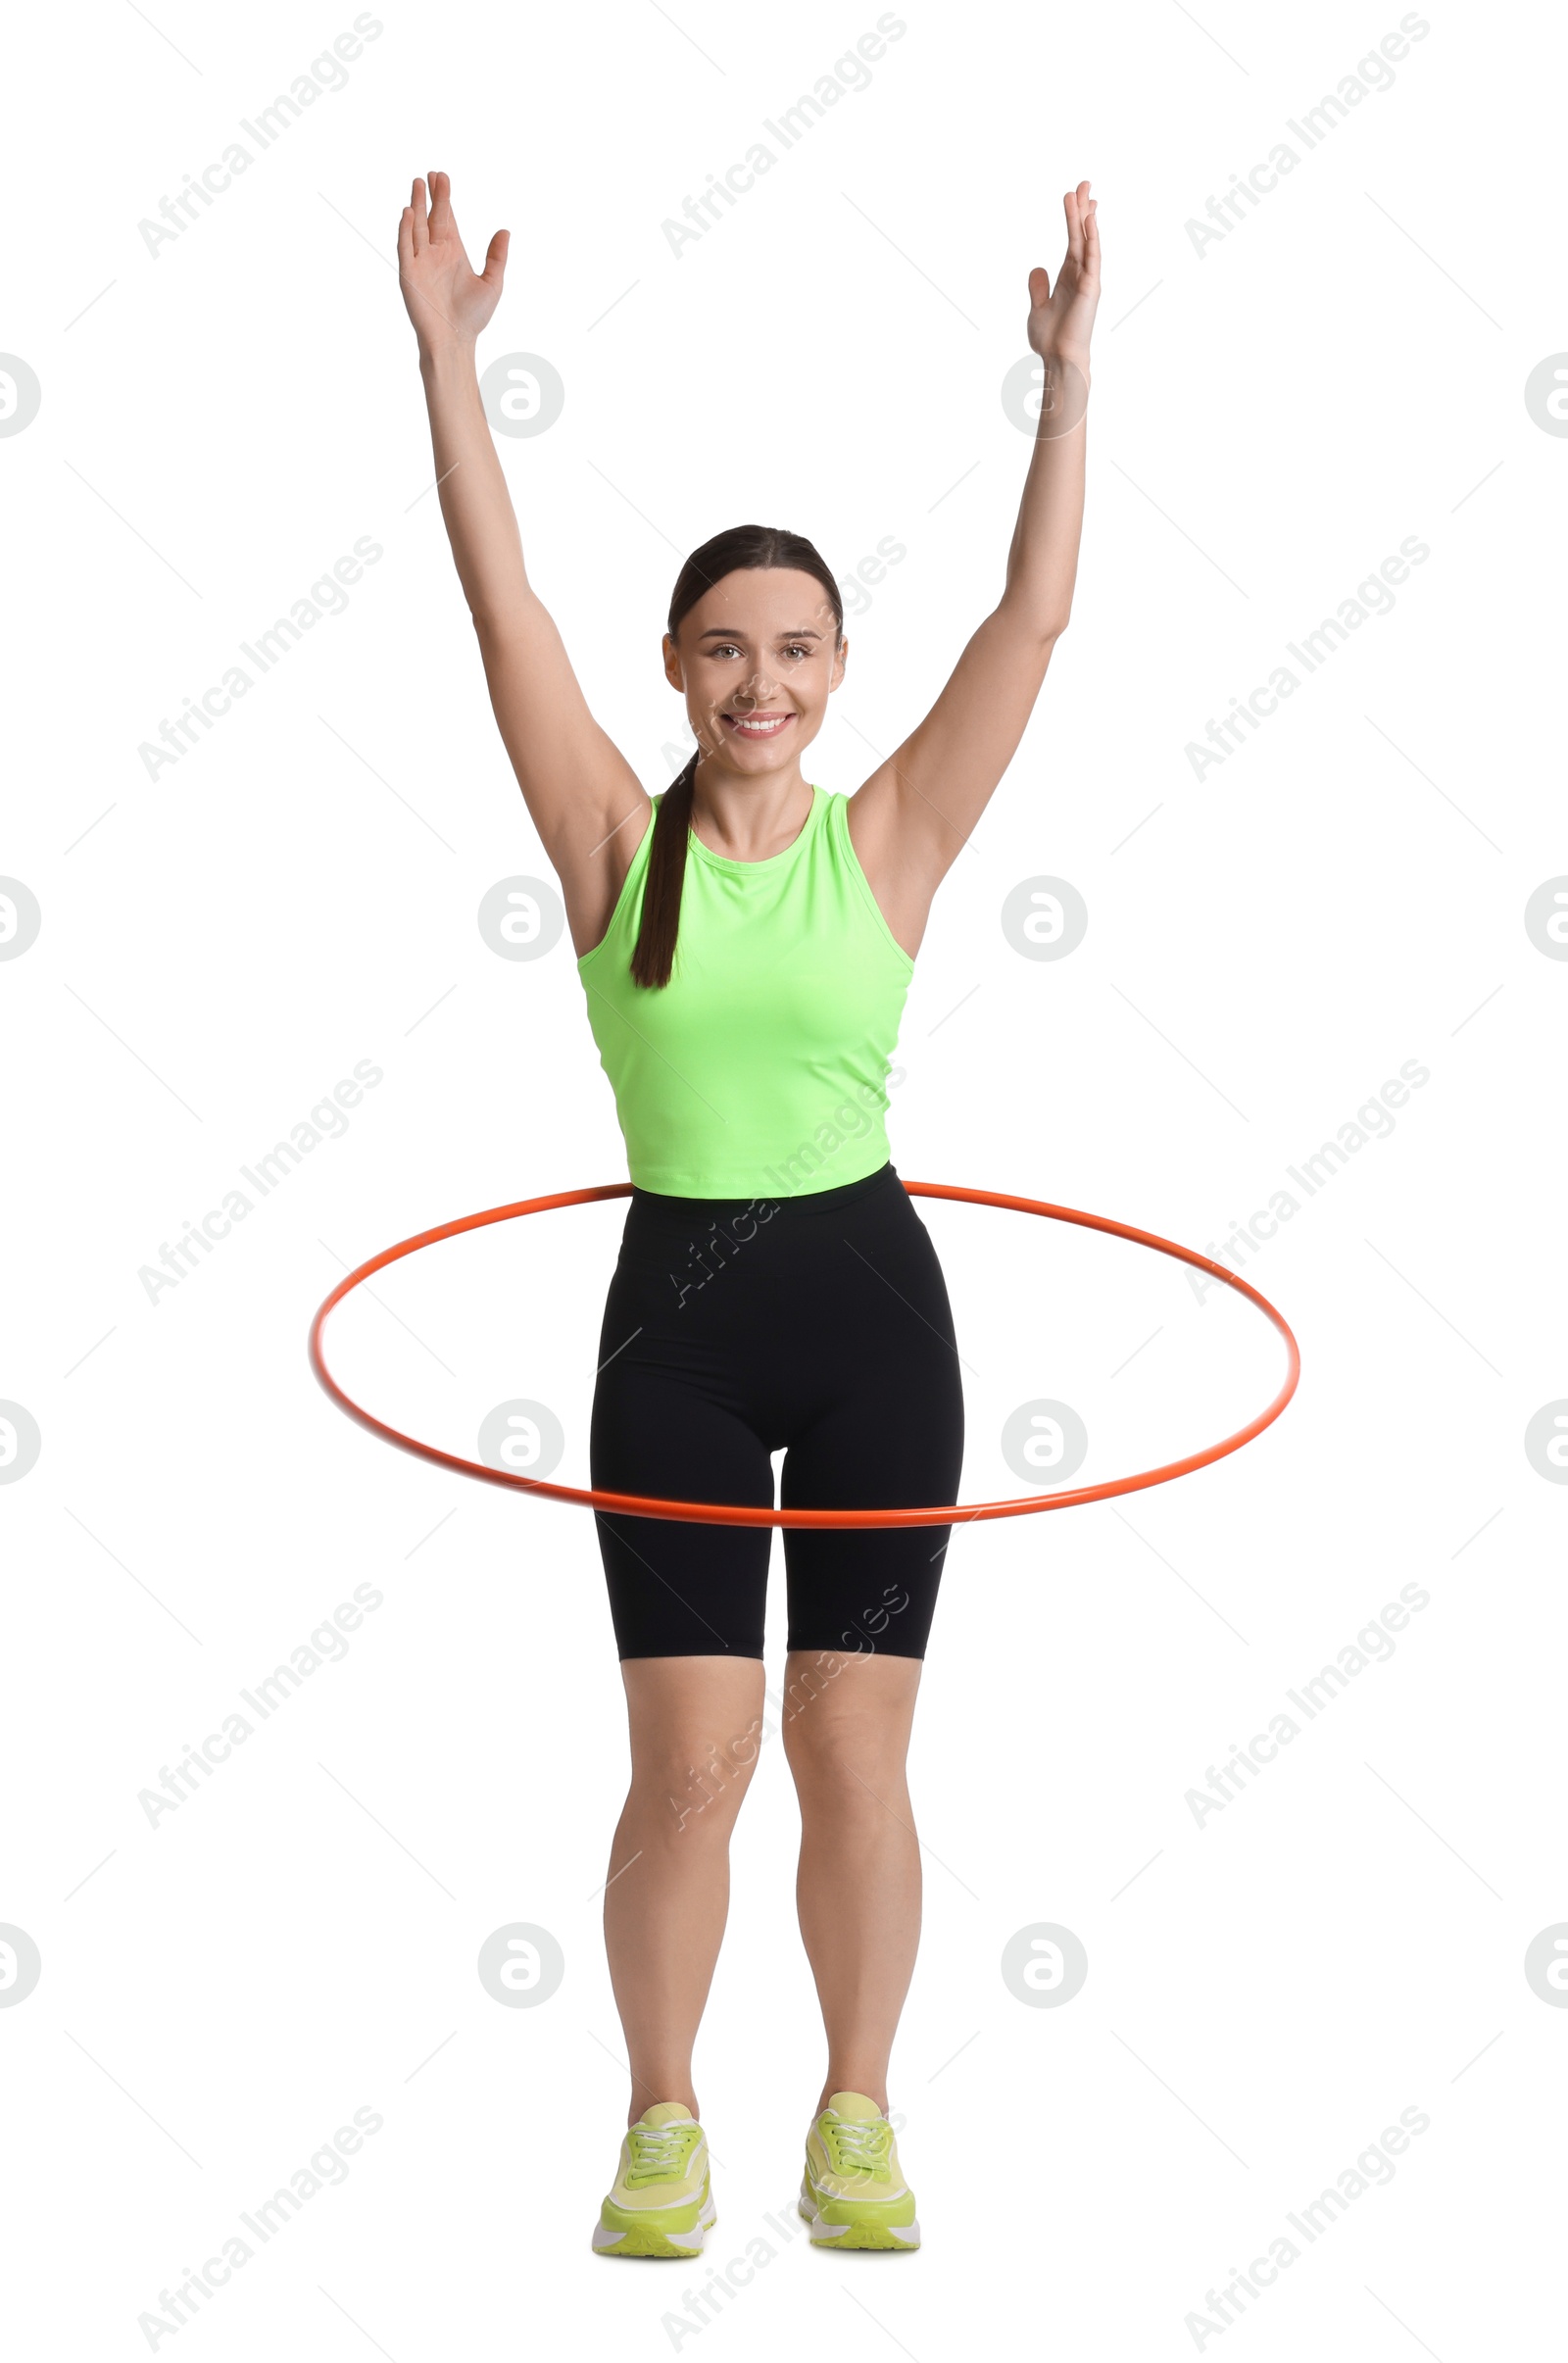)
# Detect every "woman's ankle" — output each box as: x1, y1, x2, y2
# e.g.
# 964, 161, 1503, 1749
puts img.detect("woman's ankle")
814, 2078, 889, 2116
627, 2088, 699, 2127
